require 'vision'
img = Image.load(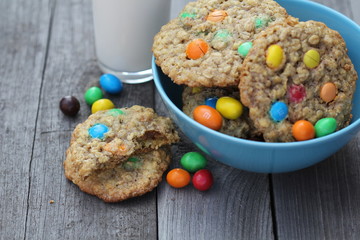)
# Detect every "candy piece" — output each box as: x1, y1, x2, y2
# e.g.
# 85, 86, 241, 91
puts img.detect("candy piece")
91, 99, 115, 114
107, 108, 124, 116
288, 84, 306, 103
88, 123, 109, 139
207, 10, 228, 22
269, 101, 288, 122
192, 169, 214, 191
266, 44, 283, 69
59, 96, 80, 116
303, 49, 320, 68
166, 168, 191, 188
315, 117, 337, 137
99, 74, 123, 94
216, 97, 243, 120
84, 87, 103, 105
180, 152, 207, 173
123, 157, 142, 171
292, 120, 315, 141
238, 42, 253, 57
180, 12, 197, 19
320, 82, 337, 103
193, 105, 222, 130
205, 97, 218, 109
255, 16, 271, 29
186, 39, 209, 60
